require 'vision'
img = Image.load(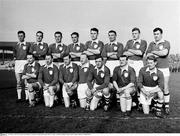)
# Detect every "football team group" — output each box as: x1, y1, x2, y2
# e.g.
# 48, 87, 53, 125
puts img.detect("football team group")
12, 27, 170, 118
